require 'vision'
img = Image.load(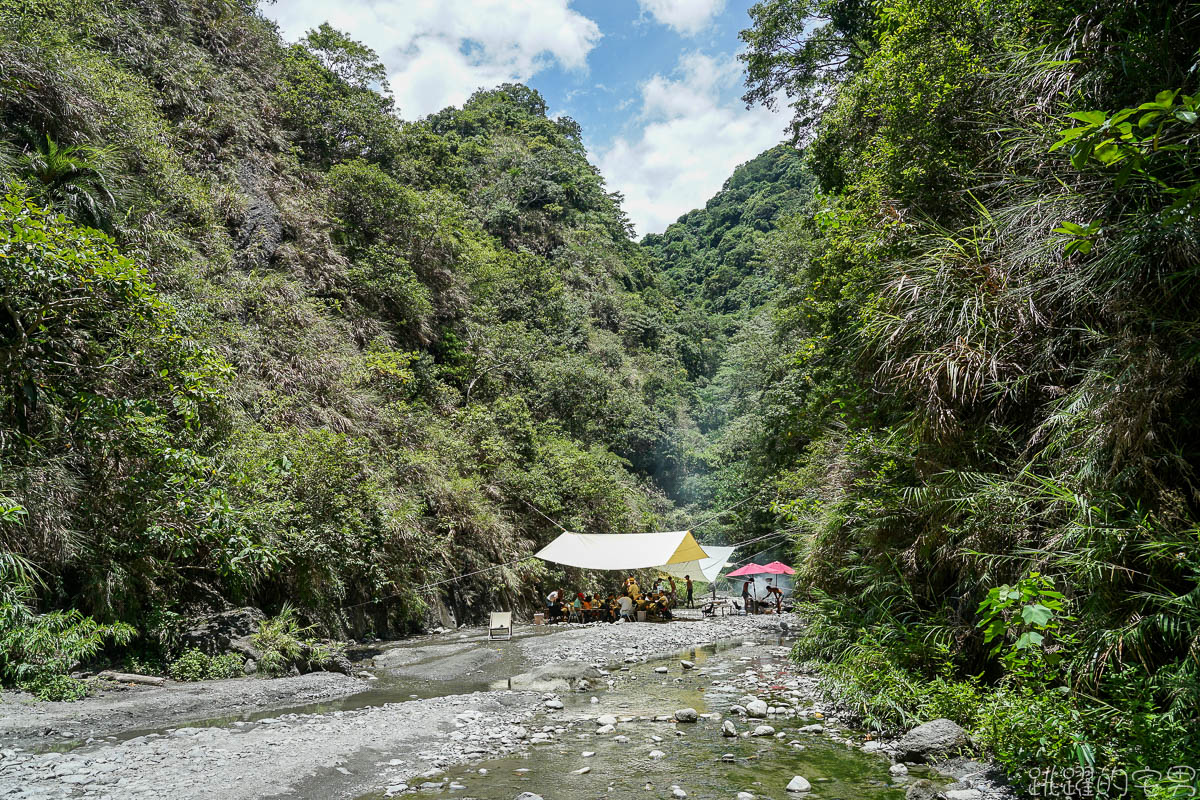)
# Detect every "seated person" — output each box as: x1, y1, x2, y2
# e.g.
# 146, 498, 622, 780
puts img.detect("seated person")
547, 587, 569, 622
617, 593, 635, 621
605, 594, 620, 622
